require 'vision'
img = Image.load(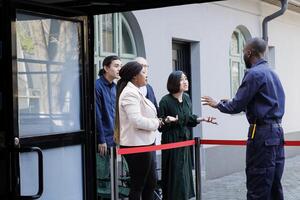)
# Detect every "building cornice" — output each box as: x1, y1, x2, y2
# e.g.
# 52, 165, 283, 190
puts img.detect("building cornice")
262, 0, 300, 13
